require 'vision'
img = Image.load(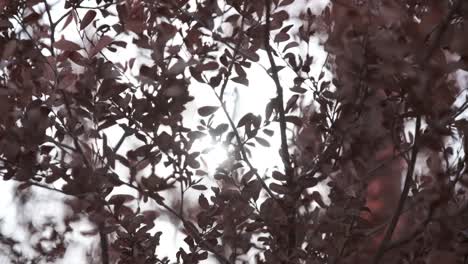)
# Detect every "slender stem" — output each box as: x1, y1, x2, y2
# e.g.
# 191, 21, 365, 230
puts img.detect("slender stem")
219, 11, 245, 101
58, 90, 93, 169
42, 0, 55, 56
208, 3, 279, 203
371, 116, 421, 264
385, 206, 434, 251
264, 0, 296, 260
55, 10, 73, 27
372, 1, 462, 262
212, 90, 279, 202
263, 0, 292, 177
99, 224, 110, 264
421, 0, 463, 63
